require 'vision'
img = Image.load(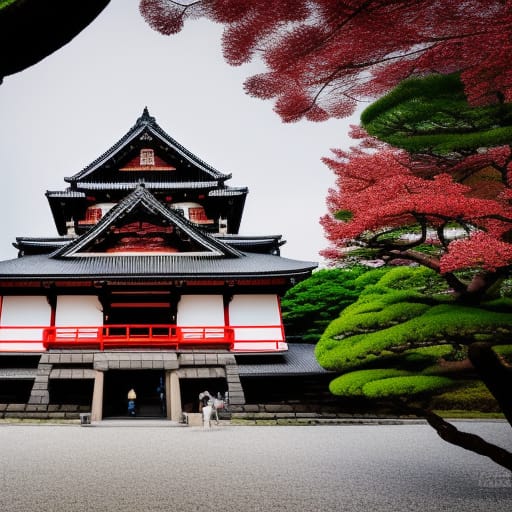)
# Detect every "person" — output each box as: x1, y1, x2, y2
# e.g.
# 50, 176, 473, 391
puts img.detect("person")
156, 379, 166, 416
127, 388, 137, 417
